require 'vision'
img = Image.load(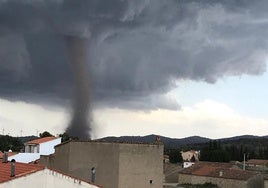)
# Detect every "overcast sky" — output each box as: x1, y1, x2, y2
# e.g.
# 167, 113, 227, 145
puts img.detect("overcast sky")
1, 0, 268, 139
